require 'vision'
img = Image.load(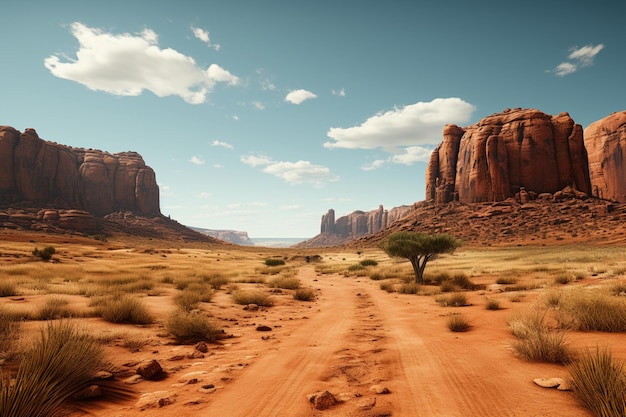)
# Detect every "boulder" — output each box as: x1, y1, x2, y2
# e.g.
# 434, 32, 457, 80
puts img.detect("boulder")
584, 110, 626, 202
426, 108, 592, 204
